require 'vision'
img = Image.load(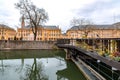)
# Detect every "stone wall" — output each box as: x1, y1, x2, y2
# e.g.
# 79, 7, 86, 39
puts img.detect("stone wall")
0, 40, 56, 50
